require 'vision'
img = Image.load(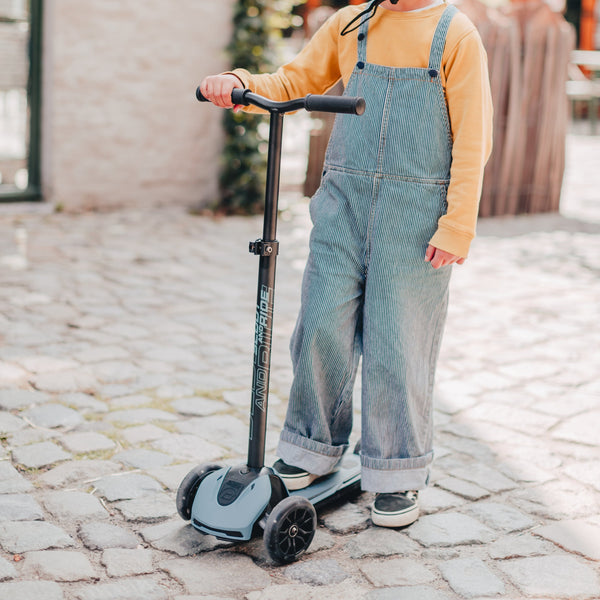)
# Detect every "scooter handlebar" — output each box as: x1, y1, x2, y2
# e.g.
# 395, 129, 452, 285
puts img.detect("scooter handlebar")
196, 86, 365, 116
305, 94, 365, 115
